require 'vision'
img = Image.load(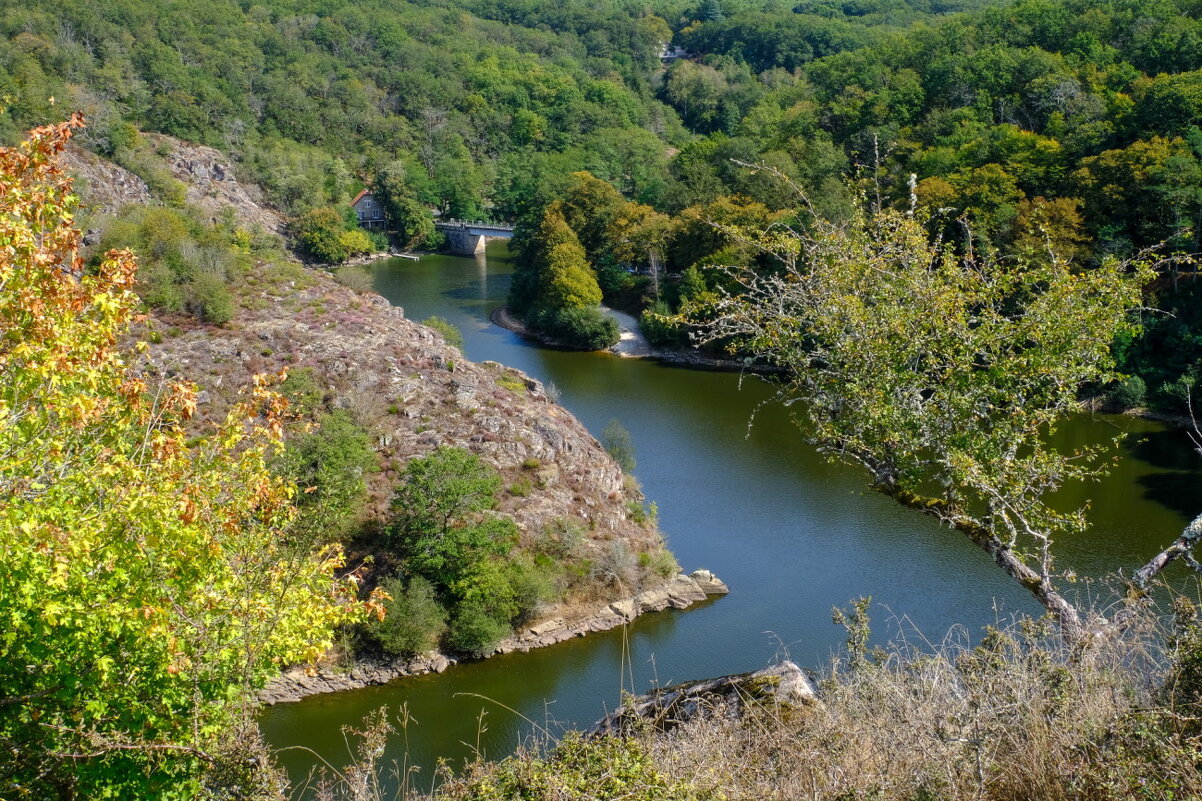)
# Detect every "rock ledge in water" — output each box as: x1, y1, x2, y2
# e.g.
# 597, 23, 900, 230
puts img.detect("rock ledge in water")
260, 569, 728, 705
589, 661, 816, 736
